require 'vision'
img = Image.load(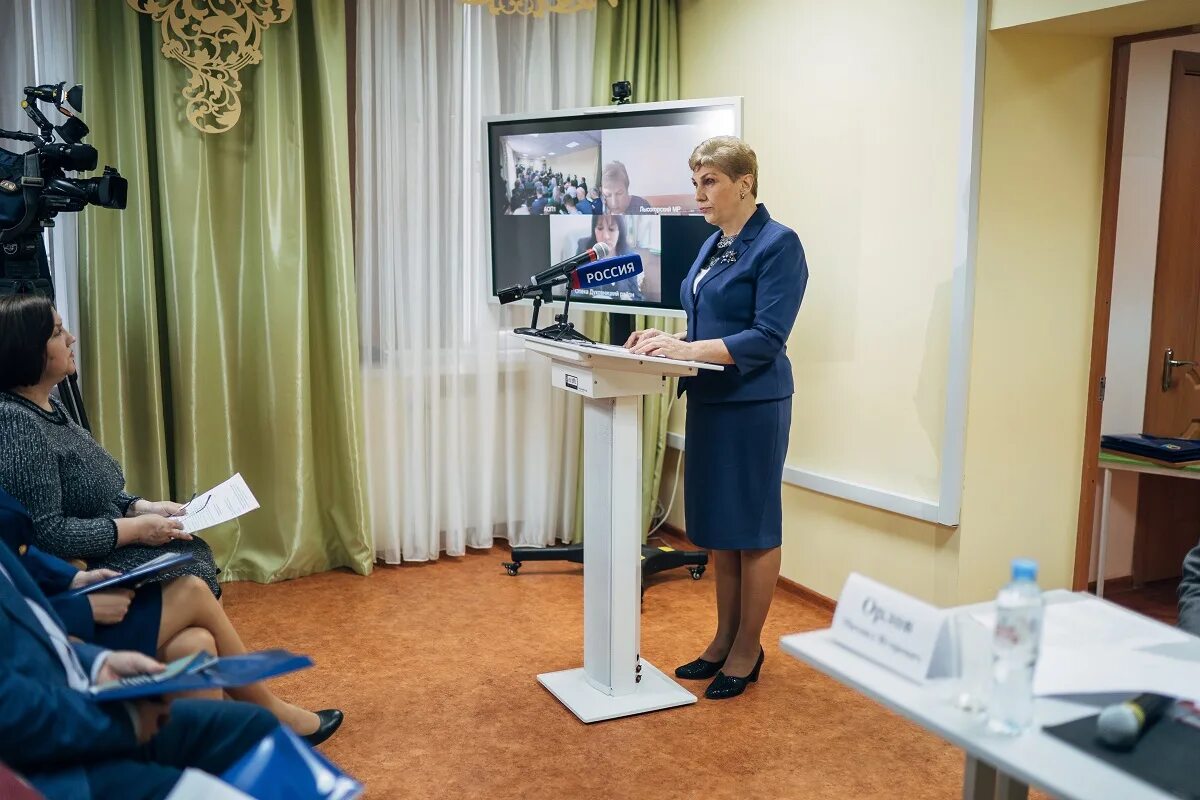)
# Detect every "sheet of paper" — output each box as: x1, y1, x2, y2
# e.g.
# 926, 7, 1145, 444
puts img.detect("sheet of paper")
966, 595, 1199, 700
971, 595, 1191, 651
579, 342, 634, 353
180, 473, 260, 534
1035, 644, 1200, 703
164, 768, 255, 800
